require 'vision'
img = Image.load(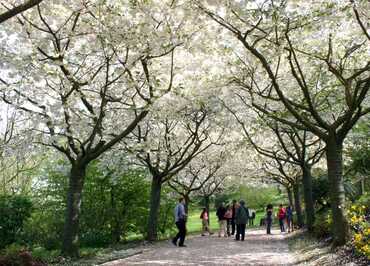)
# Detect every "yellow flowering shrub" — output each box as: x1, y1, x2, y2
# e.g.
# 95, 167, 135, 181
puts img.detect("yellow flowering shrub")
349, 202, 370, 259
